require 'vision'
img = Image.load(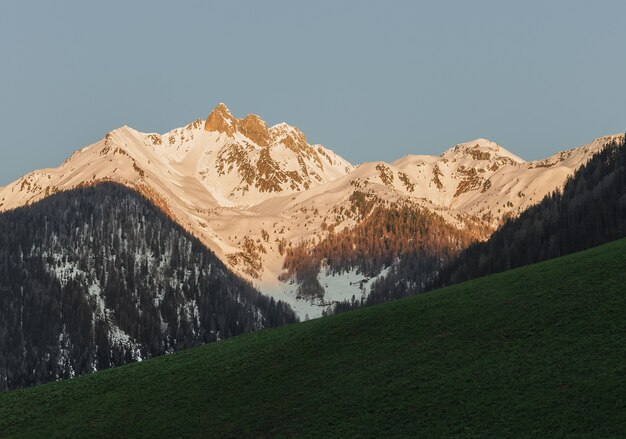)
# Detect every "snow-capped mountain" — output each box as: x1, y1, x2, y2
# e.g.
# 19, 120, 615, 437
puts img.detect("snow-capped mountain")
0, 103, 351, 210
0, 103, 353, 290
365, 136, 622, 226
0, 103, 621, 317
